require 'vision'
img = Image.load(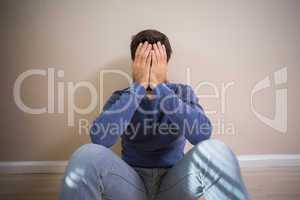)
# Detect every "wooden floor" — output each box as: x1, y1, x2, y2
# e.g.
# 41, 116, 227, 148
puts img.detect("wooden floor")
0, 167, 300, 200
